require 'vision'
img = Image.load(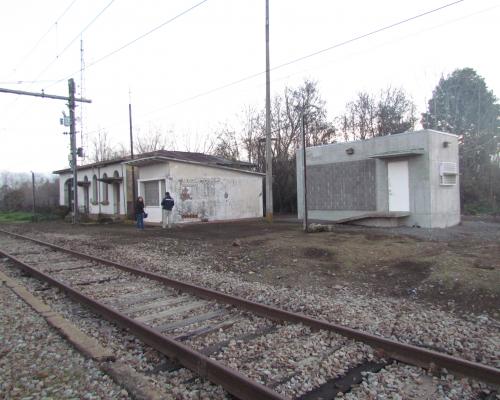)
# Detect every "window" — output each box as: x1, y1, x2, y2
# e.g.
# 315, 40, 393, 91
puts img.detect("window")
440, 174, 457, 185
92, 175, 98, 202
439, 162, 458, 186
160, 180, 166, 198
144, 180, 160, 206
